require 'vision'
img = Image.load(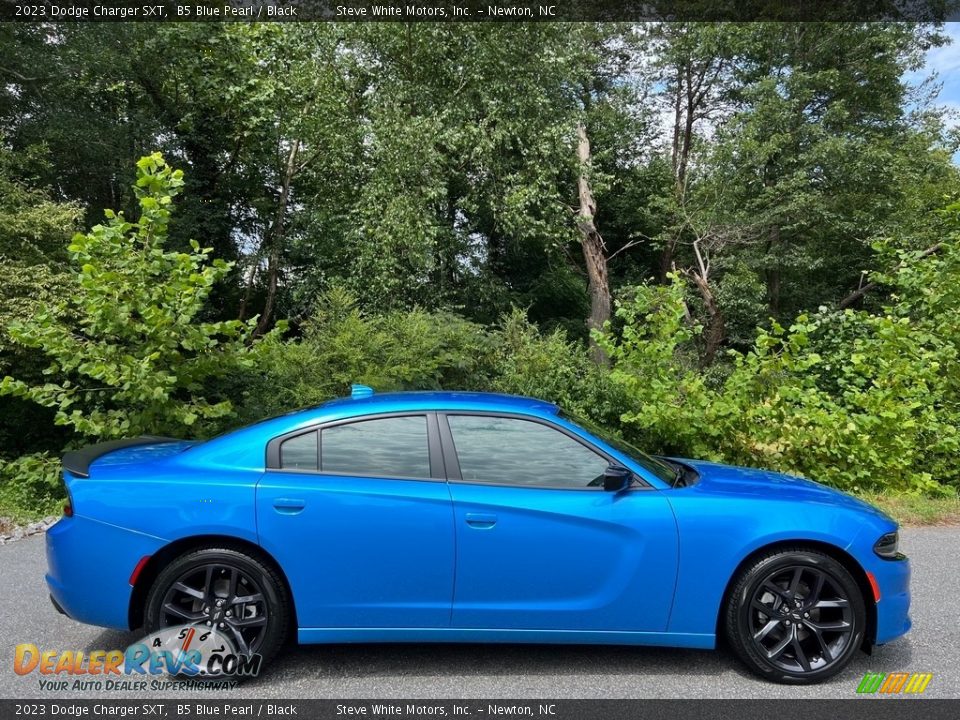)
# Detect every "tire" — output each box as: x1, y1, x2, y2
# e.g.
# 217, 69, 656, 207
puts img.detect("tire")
144, 546, 290, 672
724, 548, 866, 684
